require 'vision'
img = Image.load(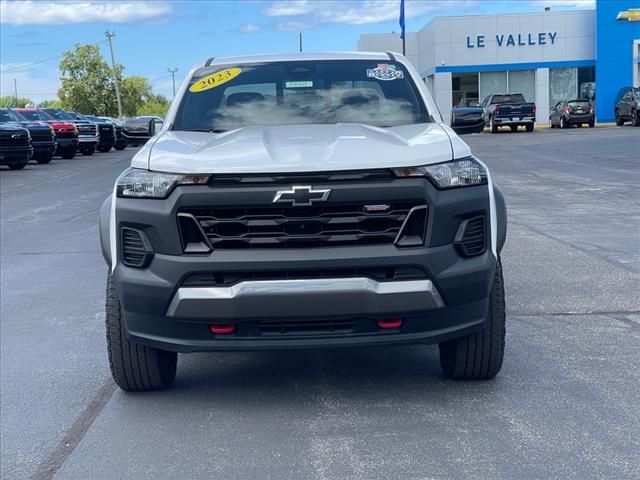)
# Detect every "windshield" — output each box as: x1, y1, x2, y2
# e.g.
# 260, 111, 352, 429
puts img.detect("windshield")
17, 109, 53, 121
0, 109, 22, 122
173, 60, 429, 131
42, 108, 74, 121
568, 101, 590, 108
